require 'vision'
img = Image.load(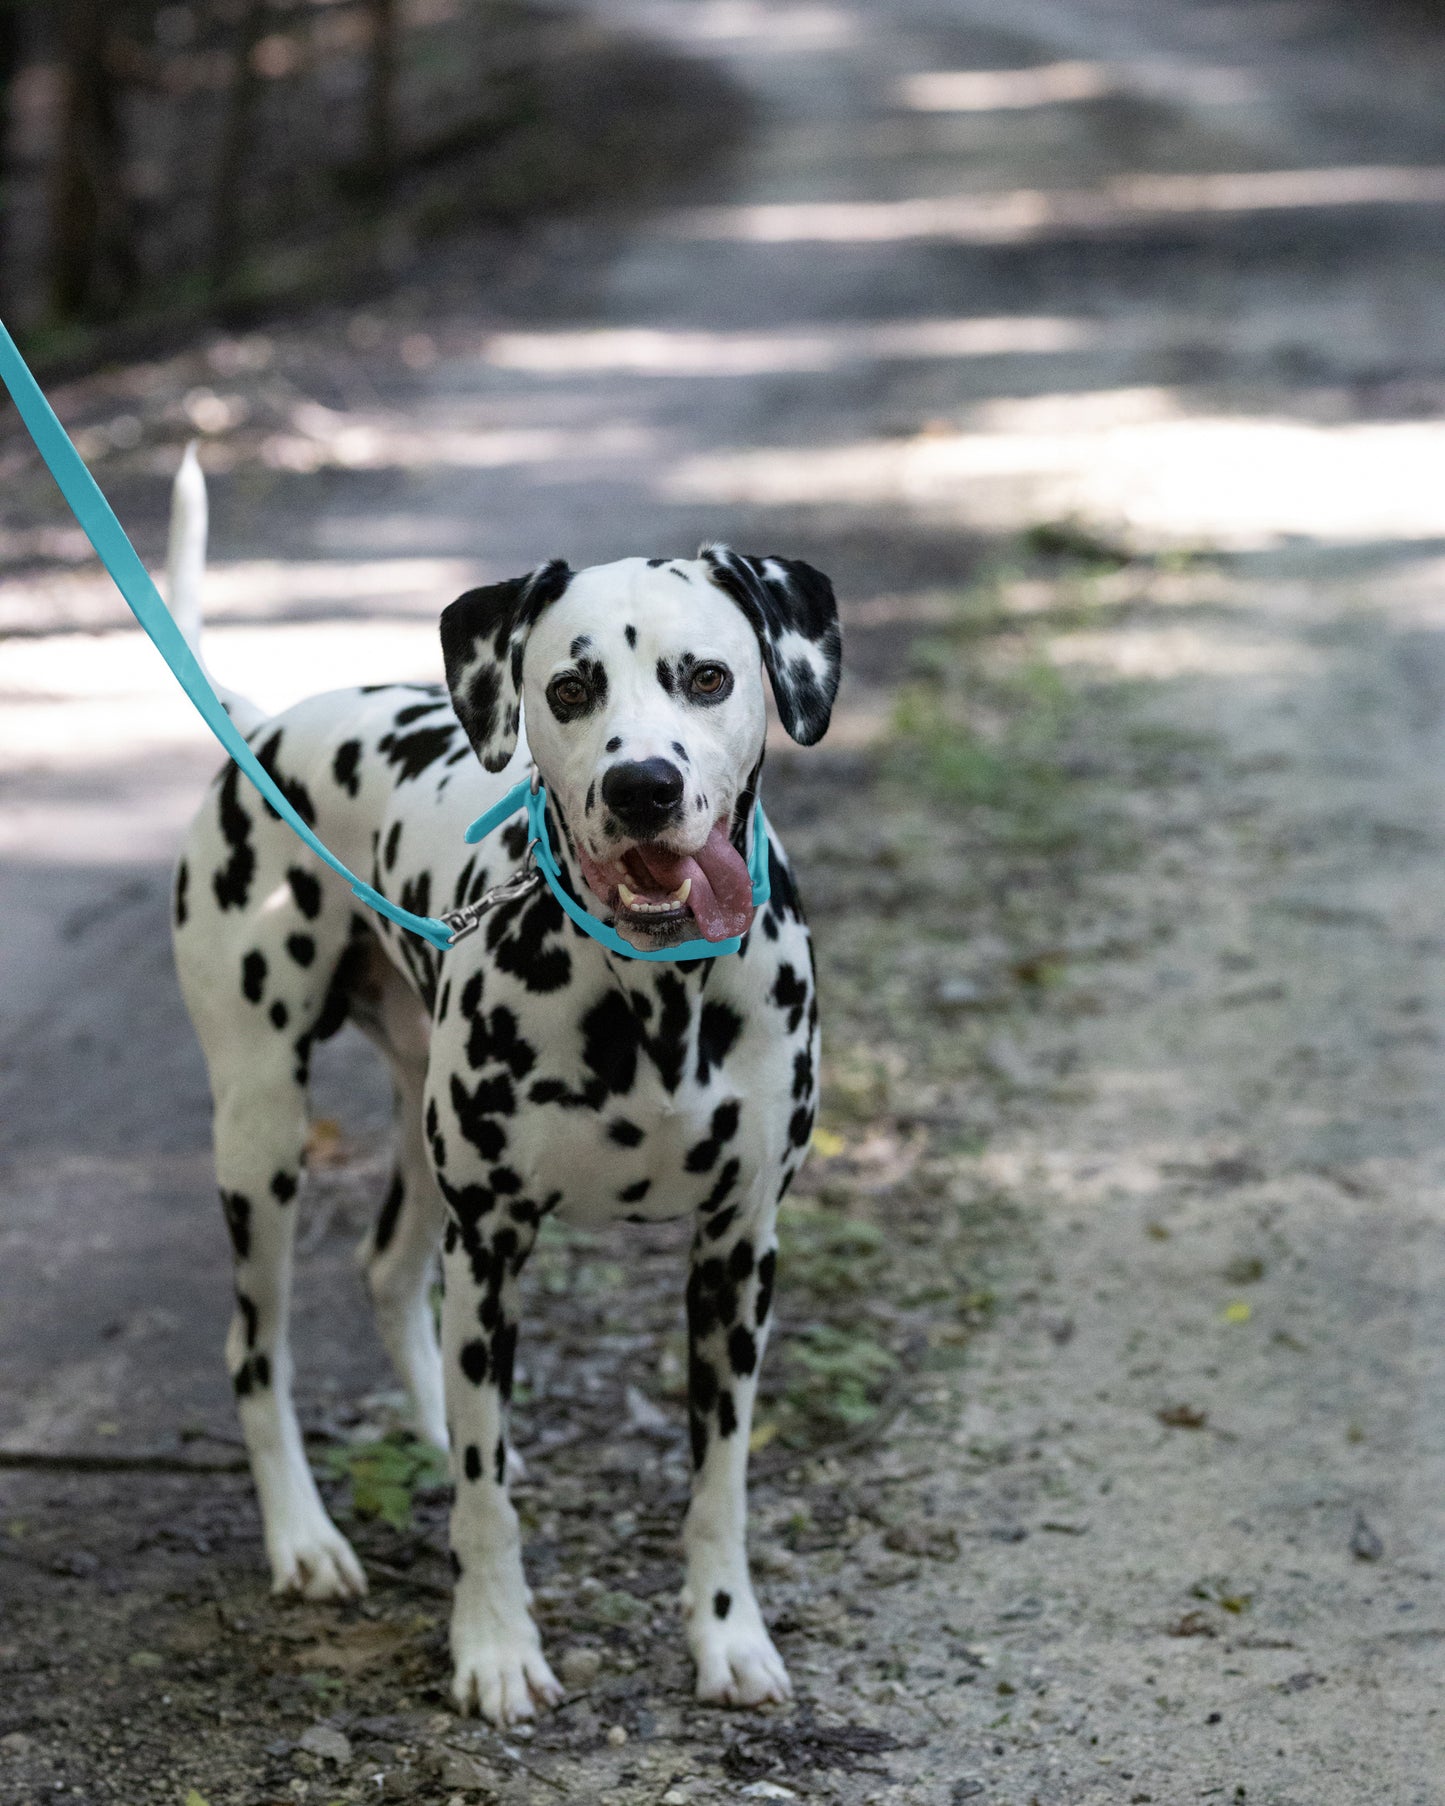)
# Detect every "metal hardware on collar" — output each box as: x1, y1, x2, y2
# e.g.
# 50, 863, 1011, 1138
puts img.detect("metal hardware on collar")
437, 845, 542, 942
464, 773, 771, 964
